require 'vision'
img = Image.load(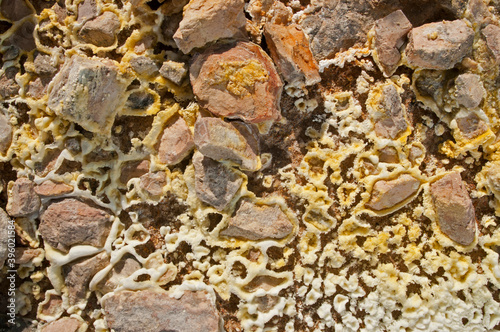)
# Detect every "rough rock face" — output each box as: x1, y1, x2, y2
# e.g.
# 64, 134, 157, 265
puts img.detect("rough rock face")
97, 255, 141, 294
35, 180, 73, 197
0, 111, 12, 154
220, 200, 293, 240
39, 199, 112, 253
41, 317, 83, 332
79, 11, 121, 47
173, 0, 246, 53
158, 116, 194, 165
190, 41, 283, 123
6, 178, 40, 217
374, 85, 408, 140
102, 290, 220, 332
47, 55, 128, 135
140, 172, 166, 196
0, 0, 34, 21
77, 0, 98, 24
130, 56, 158, 77
0, 208, 9, 268
366, 174, 420, 210
159, 60, 188, 85
120, 160, 150, 184
406, 20, 474, 70
482, 24, 500, 63
0, 67, 20, 98
455, 73, 485, 108
263, 23, 321, 86
430, 172, 476, 245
